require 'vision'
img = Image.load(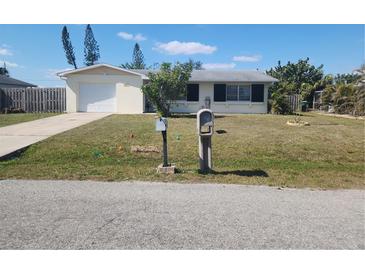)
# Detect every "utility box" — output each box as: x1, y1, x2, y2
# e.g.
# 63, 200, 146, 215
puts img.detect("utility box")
204, 96, 211, 109
301, 101, 309, 112
197, 109, 214, 173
